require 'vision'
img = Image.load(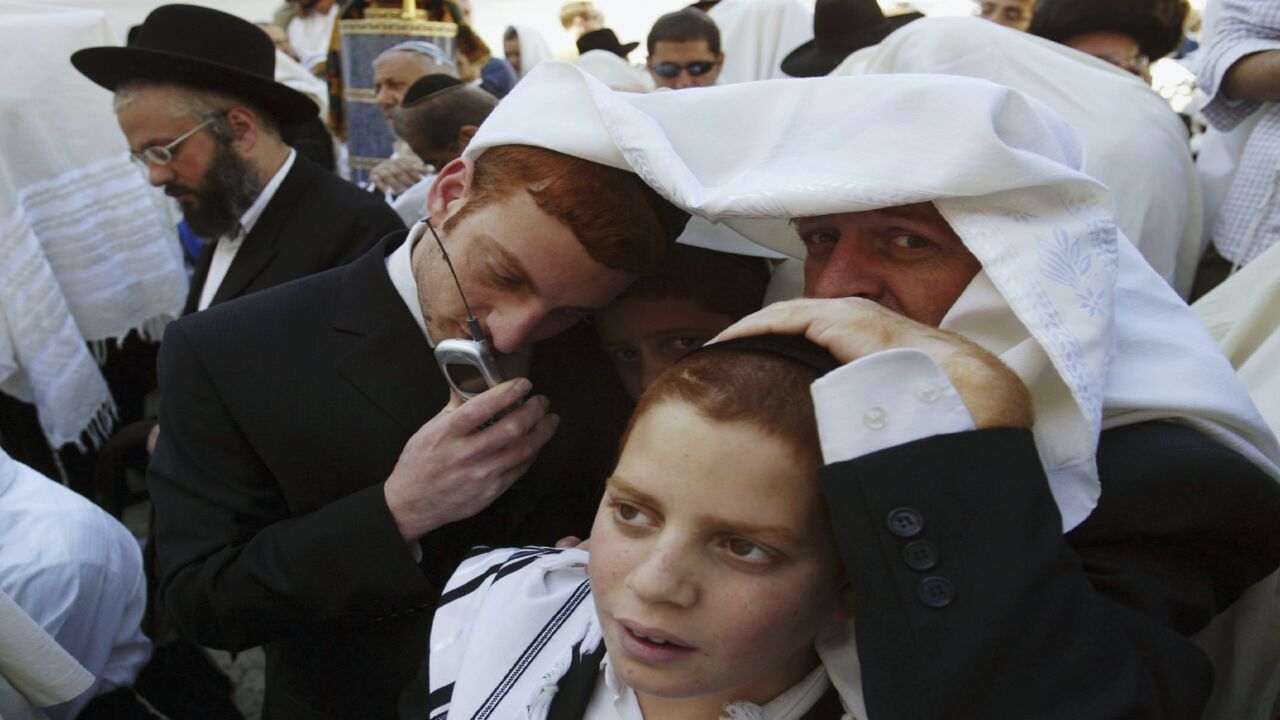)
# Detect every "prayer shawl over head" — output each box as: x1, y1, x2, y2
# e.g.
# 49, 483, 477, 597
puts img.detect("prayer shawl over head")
707, 0, 814, 83
467, 61, 1280, 533
832, 16, 1204, 298
509, 24, 555, 79
0, 4, 186, 450
429, 547, 869, 719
